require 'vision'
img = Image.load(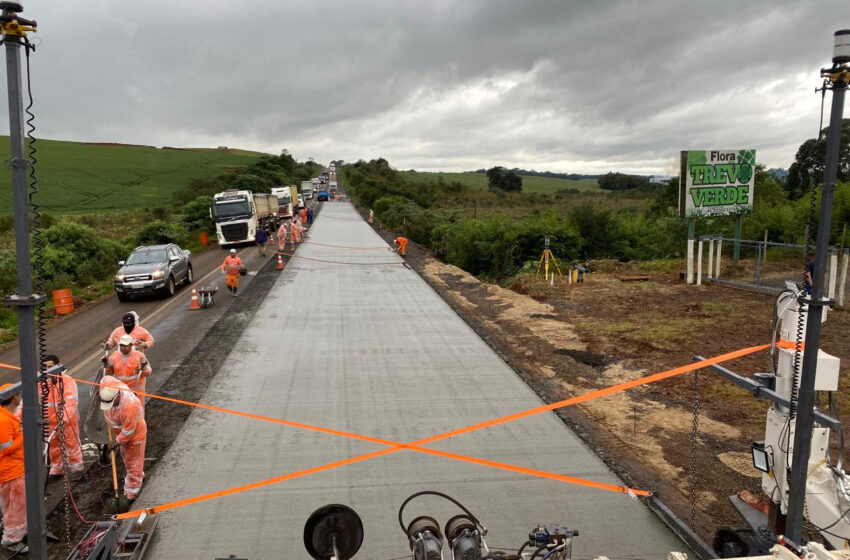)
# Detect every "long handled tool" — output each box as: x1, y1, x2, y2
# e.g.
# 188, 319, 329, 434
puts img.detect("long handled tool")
104, 428, 130, 514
